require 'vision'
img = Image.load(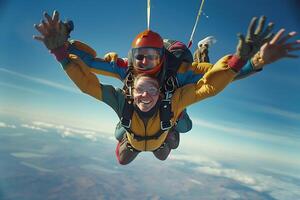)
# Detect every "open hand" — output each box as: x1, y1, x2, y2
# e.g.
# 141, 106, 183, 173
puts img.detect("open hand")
33, 11, 73, 50
236, 16, 274, 61
260, 29, 300, 64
